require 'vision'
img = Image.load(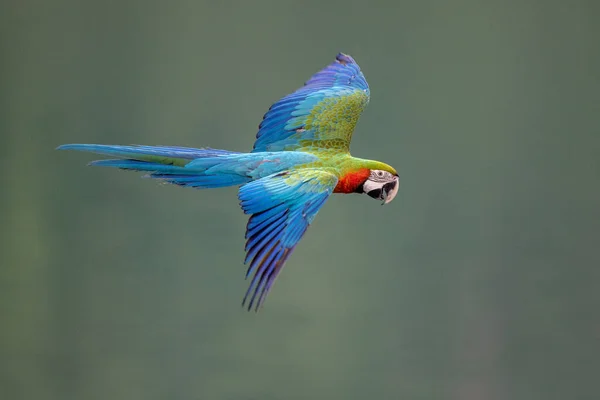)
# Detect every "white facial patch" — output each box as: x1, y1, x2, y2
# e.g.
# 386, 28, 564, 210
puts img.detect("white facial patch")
362, 179, 384, 193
